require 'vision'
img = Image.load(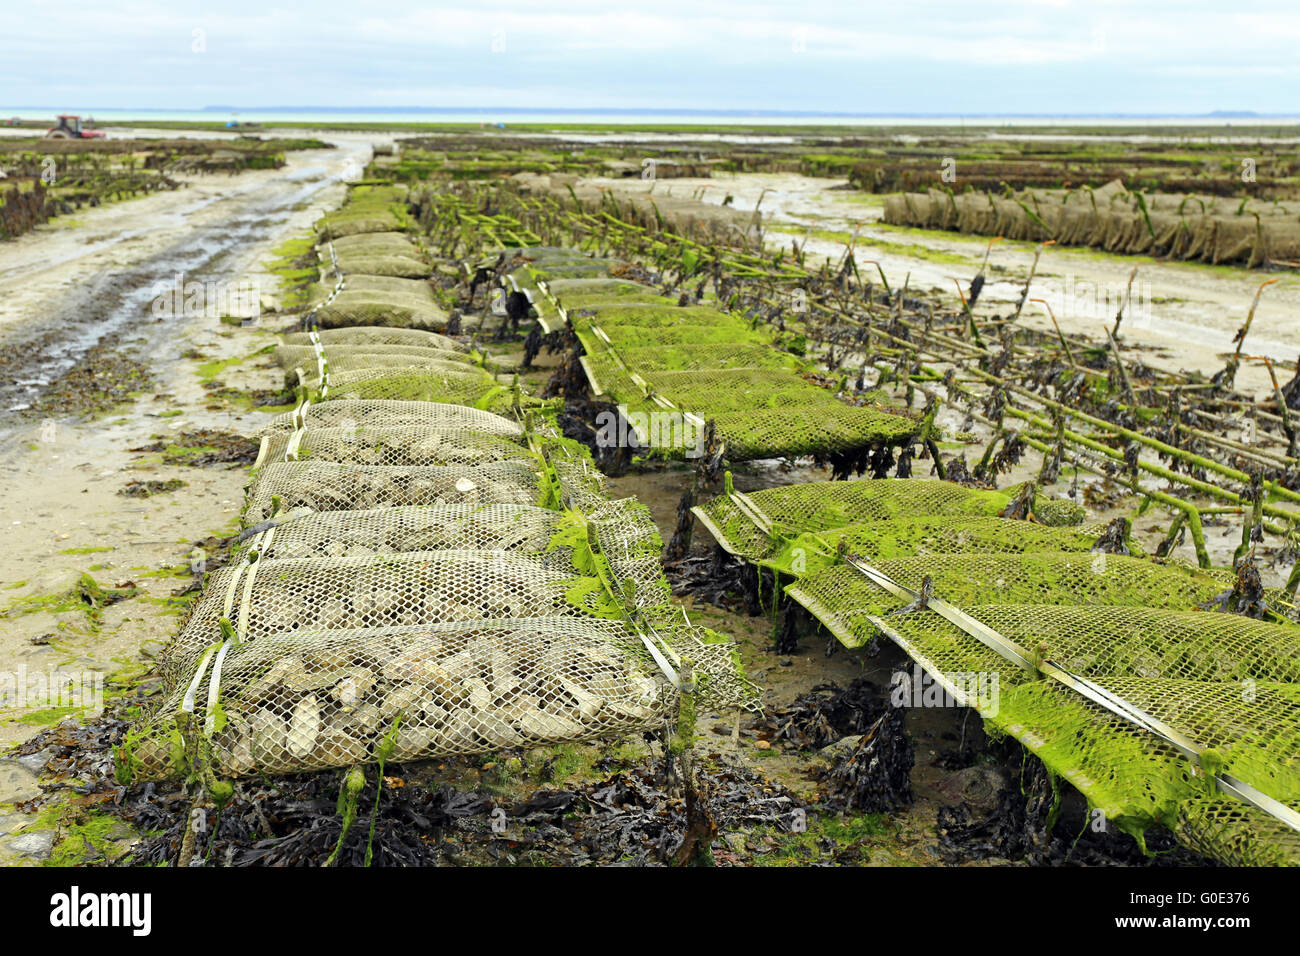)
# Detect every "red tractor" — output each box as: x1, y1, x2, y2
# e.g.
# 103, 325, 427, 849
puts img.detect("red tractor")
45, 115, 105, 139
